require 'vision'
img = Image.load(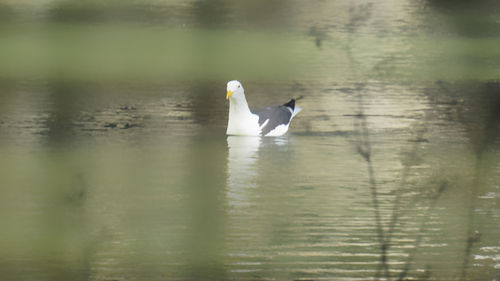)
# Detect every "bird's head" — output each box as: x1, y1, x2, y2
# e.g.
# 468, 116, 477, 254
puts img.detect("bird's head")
226, 80, 244, 100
